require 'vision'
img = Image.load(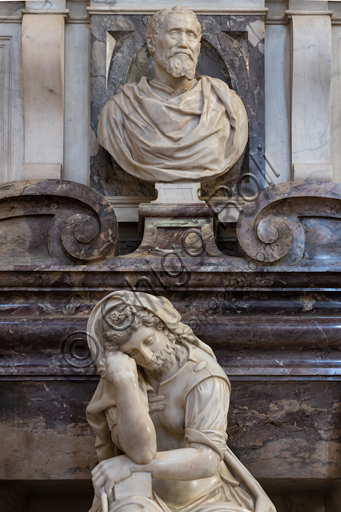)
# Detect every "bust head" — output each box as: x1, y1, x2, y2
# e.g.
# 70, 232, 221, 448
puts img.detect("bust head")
146, 6, 201, 81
